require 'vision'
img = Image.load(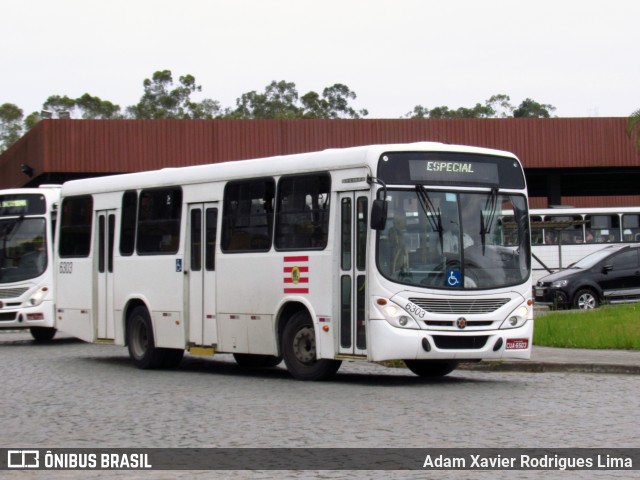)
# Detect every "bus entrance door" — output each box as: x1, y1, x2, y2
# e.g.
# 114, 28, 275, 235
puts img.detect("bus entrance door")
96, 210, 116, 340
187, 203, 219, 347
337, 193, 368, 356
